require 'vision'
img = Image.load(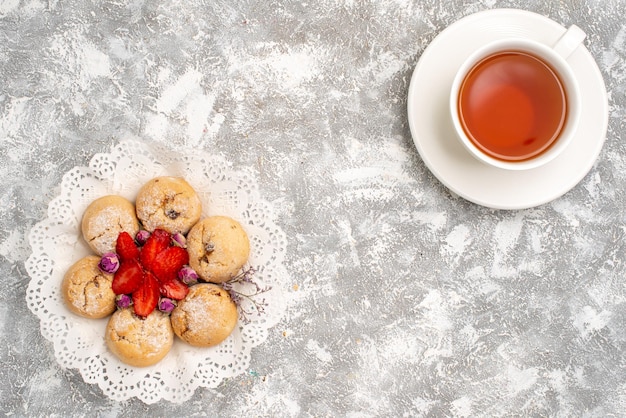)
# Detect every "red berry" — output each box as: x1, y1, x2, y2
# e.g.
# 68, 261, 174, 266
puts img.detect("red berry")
115, 231, 140, 260
140, 228, 171, 269
112, 228, 192, 317
150, 246, 189, 282
159, 278, 189, 300
111, 258, 143, 295
132, 271, 160, 317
